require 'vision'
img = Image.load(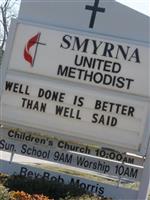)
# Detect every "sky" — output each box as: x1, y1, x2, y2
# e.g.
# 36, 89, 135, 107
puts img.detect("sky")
116, 0, 150, 16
